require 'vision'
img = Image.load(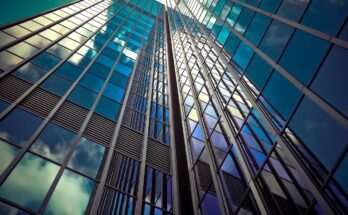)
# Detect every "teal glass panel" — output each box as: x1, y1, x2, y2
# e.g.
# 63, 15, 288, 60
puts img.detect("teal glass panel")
245, 54, 273, 90
68, 85, 97, 109
68, 53, 91, 69
96, 54, 115, 69
55, 62, 83, 81
234, 8, 254, 35
226, 4, 242, 27
290, 98, 347, 170
13, 62, 48, 84
262, 72, 301, 119
30, 123, 76, 163
301, 1, 348, 35
41, 74, 72, 96
216, 25, 230, 45
311, 46, 348, 116
279, 30, 330, 85
44, 170, 94, 215
115, 62, 132, 77
259, 0, 281, 13
32, 52, 60, 70
80, 73, 105, 93
277, 0, 309, 21
95, 96, 120, 120
232, 41, 253, 70
334, 155, 348, 194
110, 72, 129, 88
0, 140, 19, 175
224, 33, 239, 54
89, 62, 110, 79
245, 13, 270, 45
68, 137, 105, 178
259, 20, 293, 61
0, 108, 42, 146
0, 201, 30, 215
0, 153, 59, 211
103, 83, 124, 103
